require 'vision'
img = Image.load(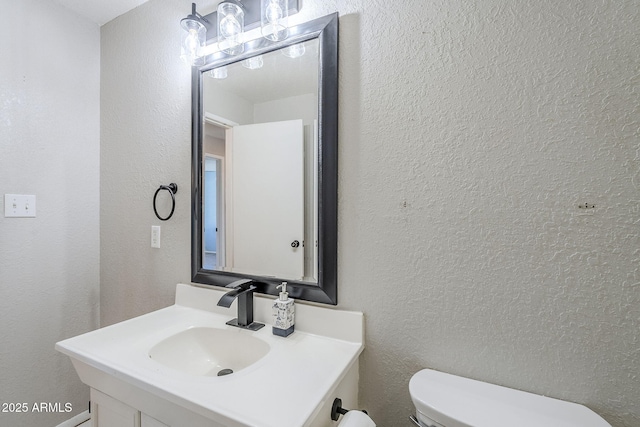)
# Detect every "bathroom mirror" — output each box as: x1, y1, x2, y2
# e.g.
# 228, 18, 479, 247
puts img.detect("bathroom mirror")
191, 13, 338, 304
